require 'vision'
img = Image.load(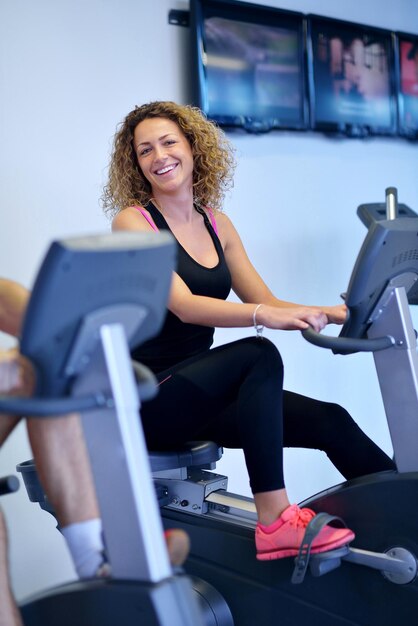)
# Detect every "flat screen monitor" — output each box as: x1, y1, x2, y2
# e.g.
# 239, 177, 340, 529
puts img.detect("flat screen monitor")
308, 14, 397, 137
190, 0, 308, 133
396, 32, 418, 139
